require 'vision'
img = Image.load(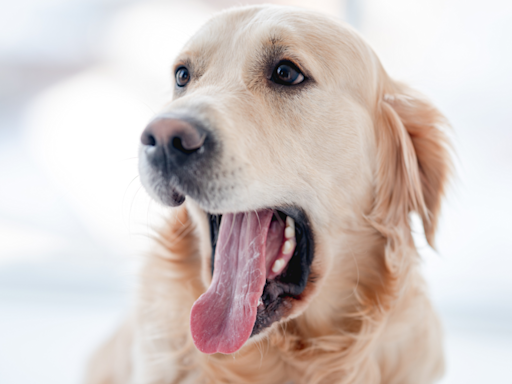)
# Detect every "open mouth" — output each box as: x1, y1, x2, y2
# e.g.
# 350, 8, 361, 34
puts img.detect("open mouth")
190, 207, 314, 354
